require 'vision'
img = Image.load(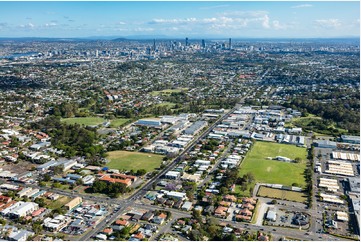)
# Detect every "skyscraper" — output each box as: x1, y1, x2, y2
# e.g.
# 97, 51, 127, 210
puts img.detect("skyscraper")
229, 38, 232, 50
185, 37, 189, 47
153, 39, 156, 51
201, 39, 206, 49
